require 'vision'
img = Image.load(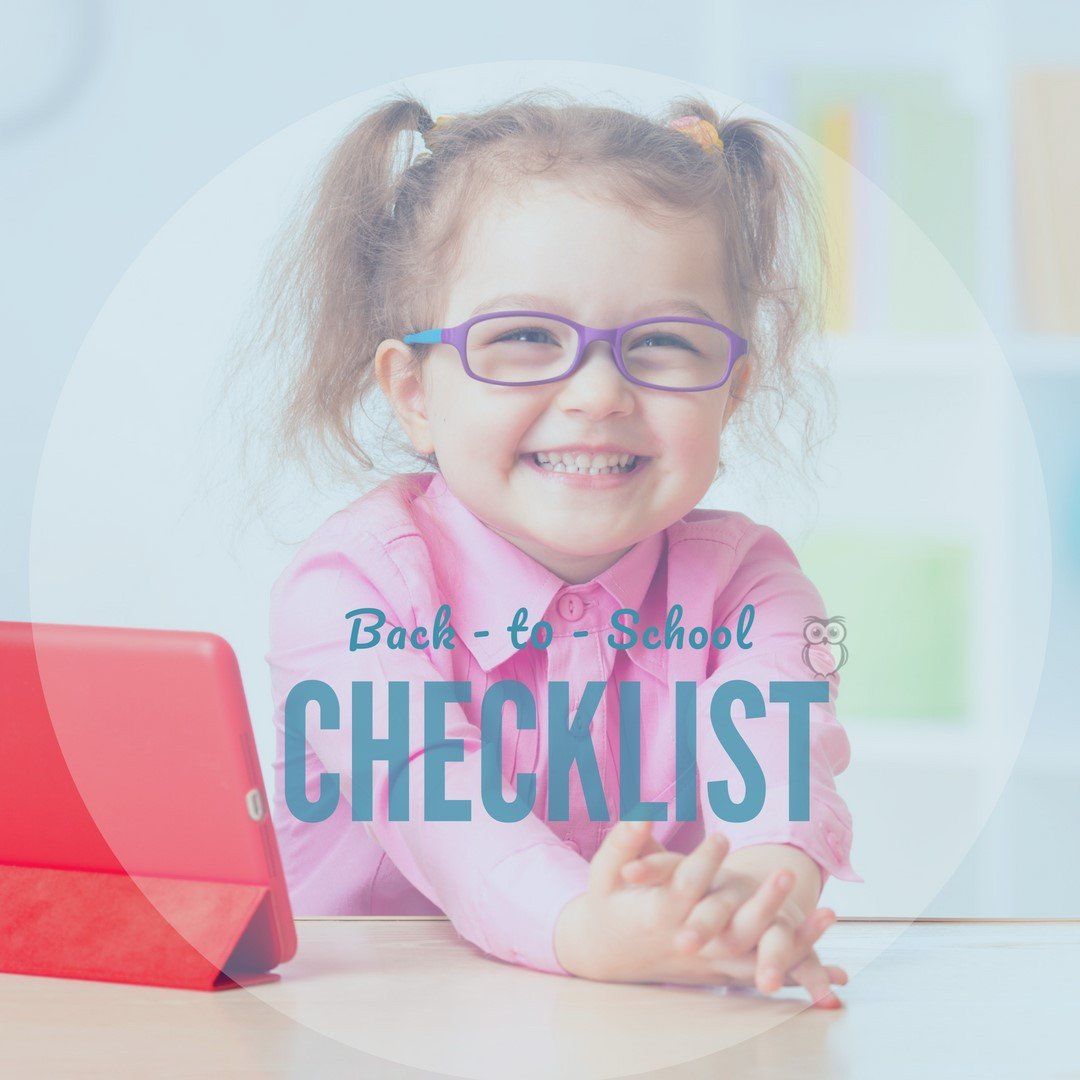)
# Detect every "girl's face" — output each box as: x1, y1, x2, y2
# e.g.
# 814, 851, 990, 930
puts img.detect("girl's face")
377, 178, 743, 583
